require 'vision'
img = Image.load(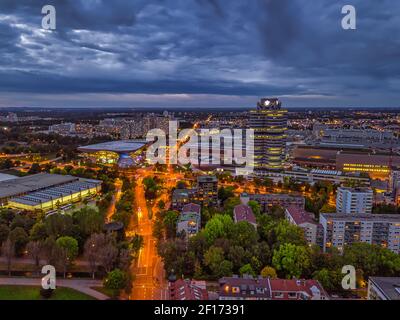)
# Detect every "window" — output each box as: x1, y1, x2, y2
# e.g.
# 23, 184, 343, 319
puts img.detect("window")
288, 292, 297, 299
232, 286, 240, 294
